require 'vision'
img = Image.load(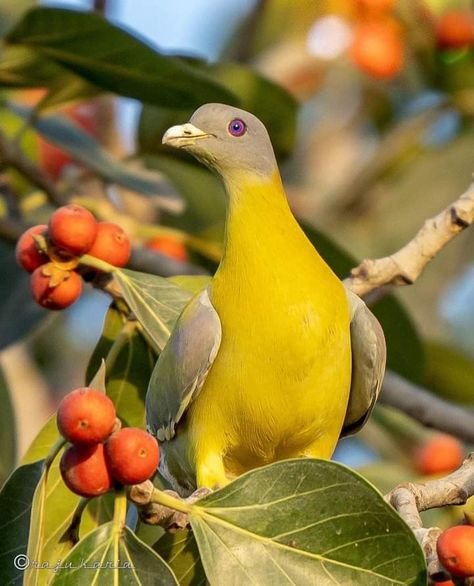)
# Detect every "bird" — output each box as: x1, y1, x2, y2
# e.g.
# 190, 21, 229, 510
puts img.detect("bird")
146, 103, 386, 496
